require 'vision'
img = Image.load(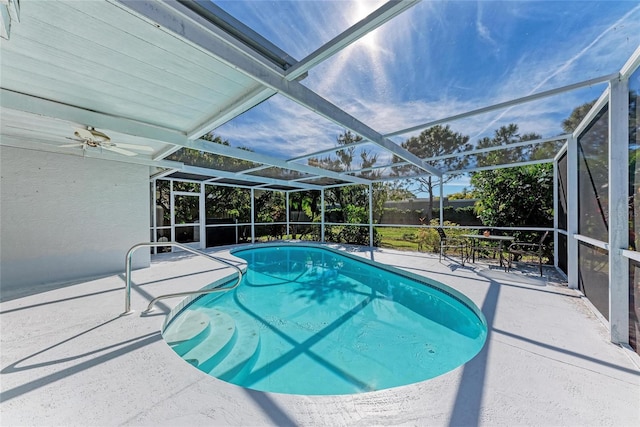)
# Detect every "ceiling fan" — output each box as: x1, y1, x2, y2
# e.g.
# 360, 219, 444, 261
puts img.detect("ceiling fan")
62, 127, 154, 157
